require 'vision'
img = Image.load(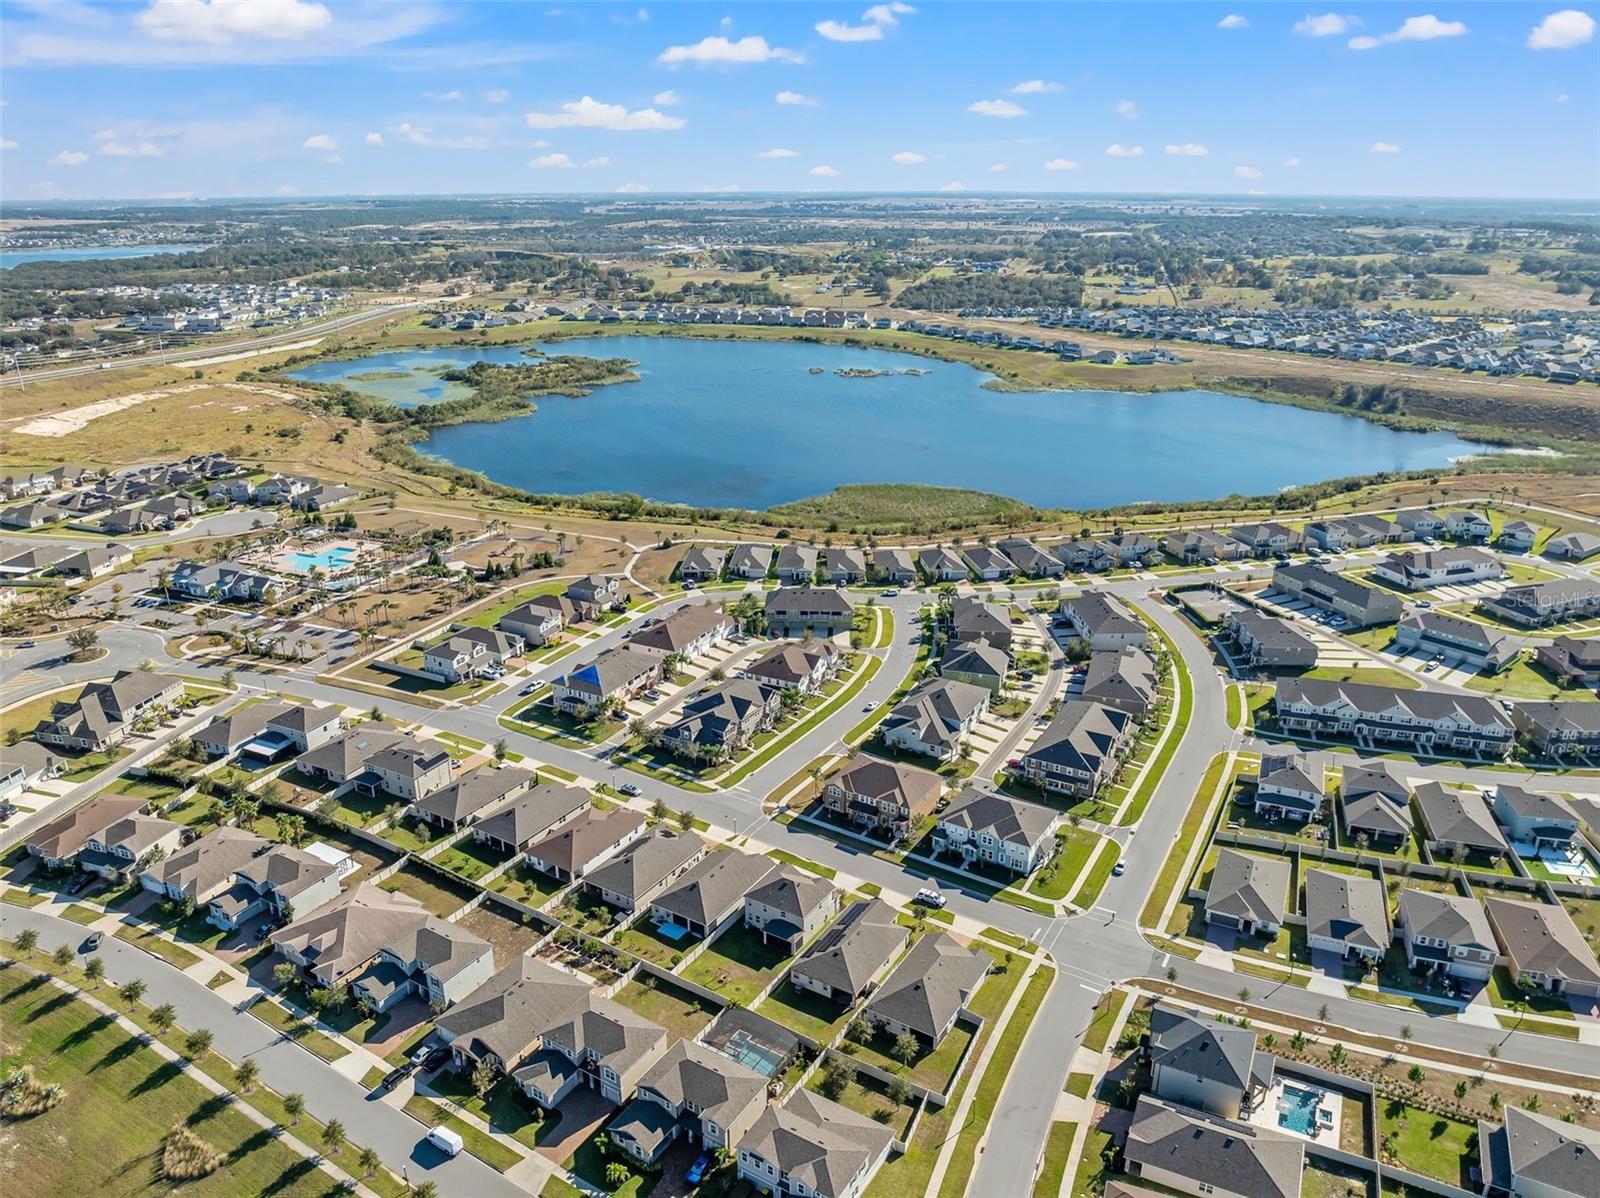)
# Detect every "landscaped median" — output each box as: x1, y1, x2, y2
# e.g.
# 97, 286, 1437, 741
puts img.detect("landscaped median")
1114, 610, 1192, 828
1138, 751, 1243, 929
